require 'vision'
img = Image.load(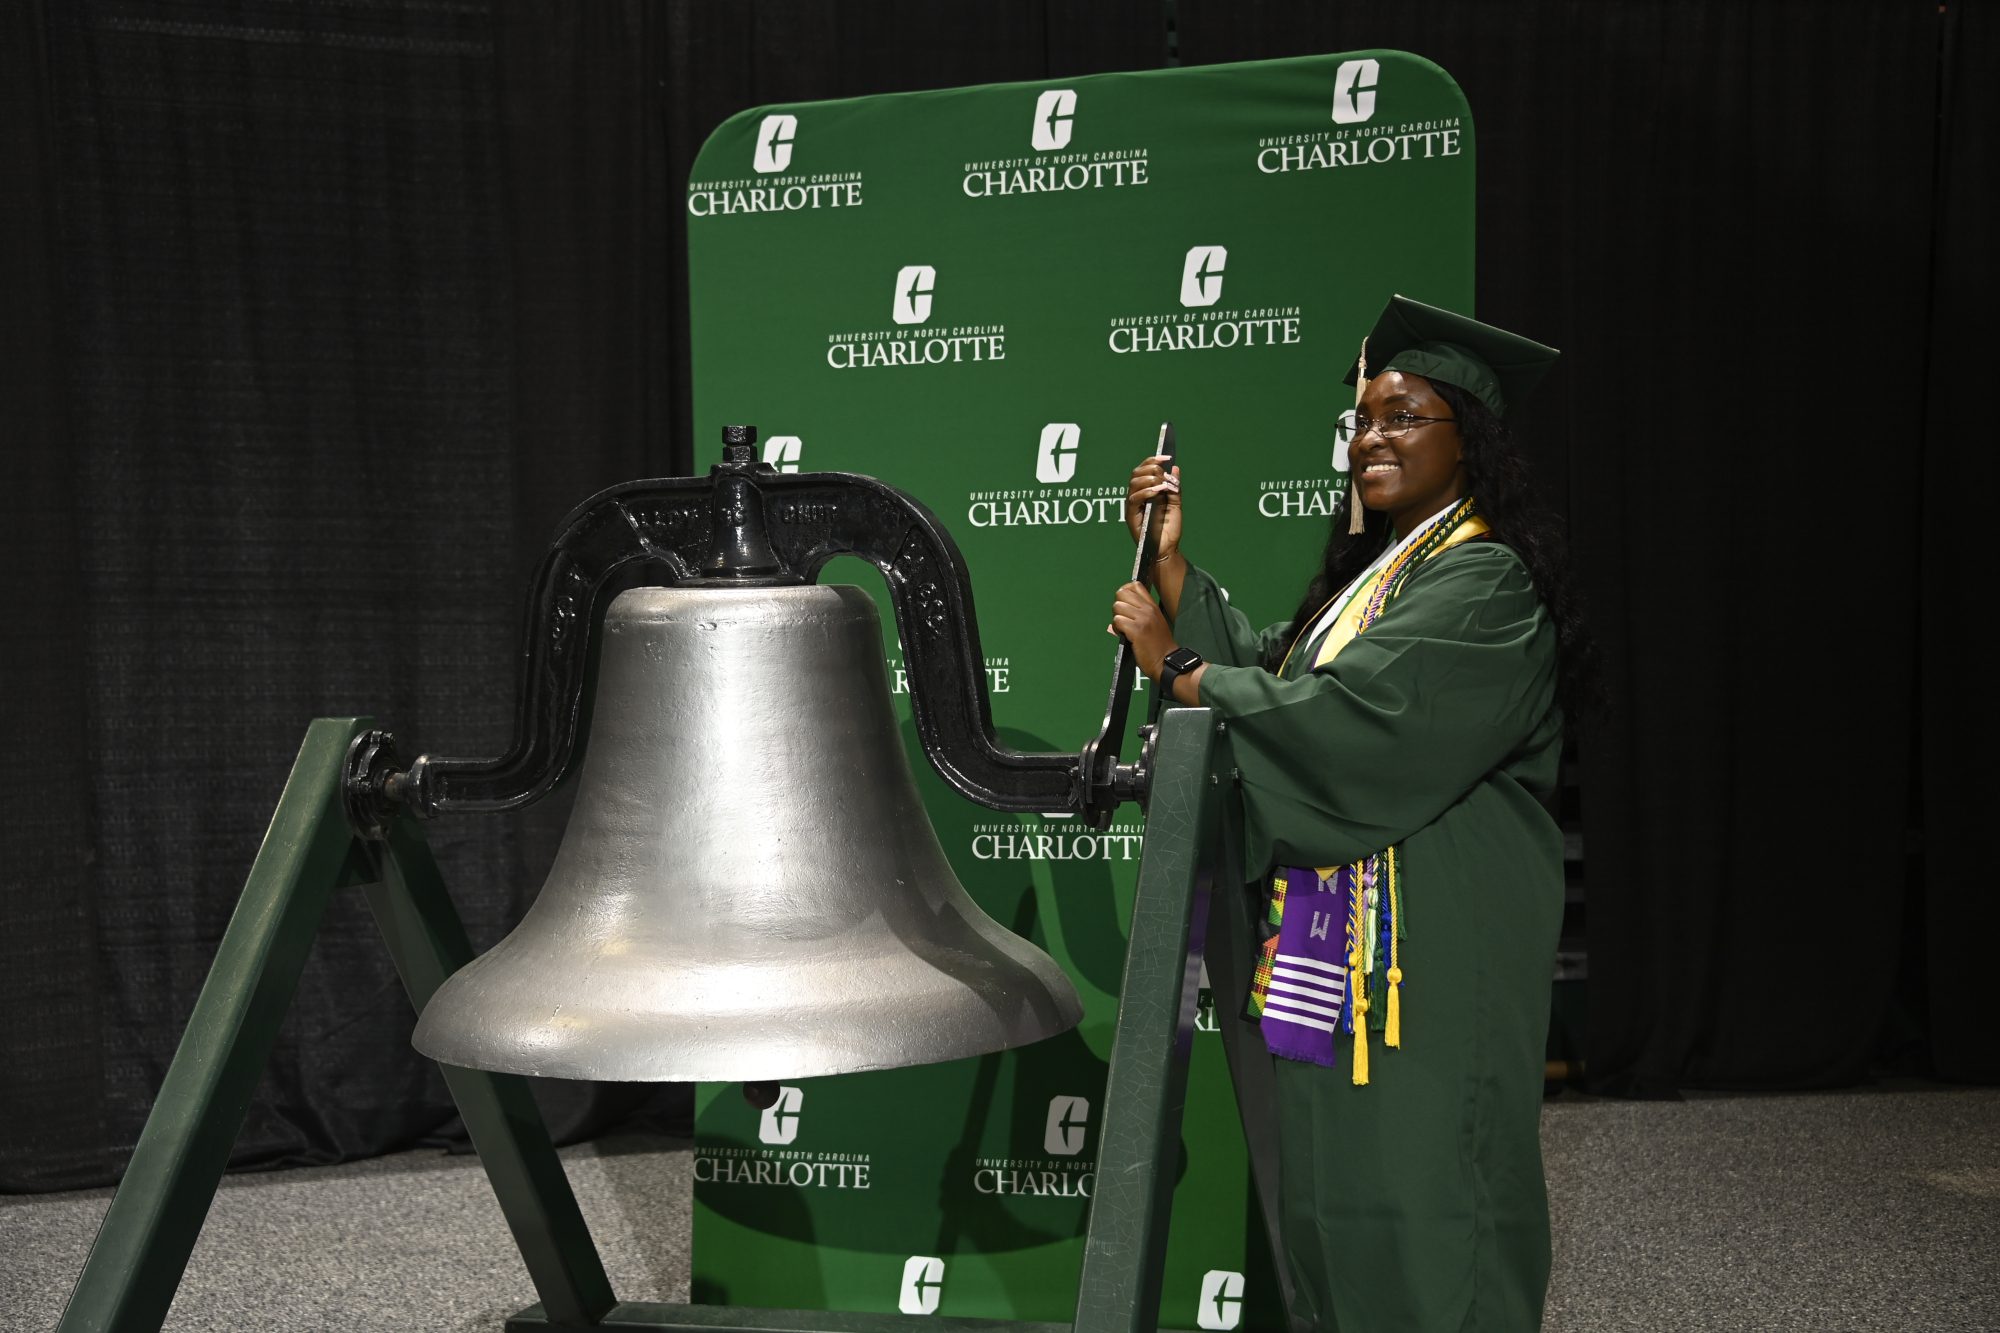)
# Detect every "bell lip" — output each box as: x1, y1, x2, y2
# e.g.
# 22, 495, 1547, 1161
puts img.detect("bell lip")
409, 994, 1085, 1084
